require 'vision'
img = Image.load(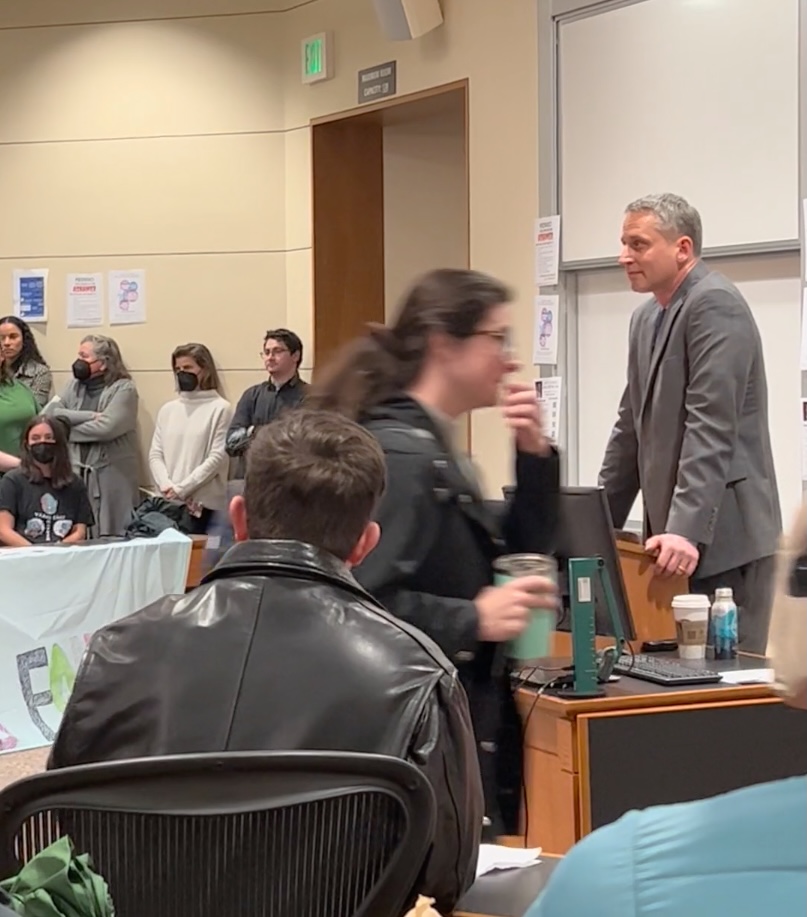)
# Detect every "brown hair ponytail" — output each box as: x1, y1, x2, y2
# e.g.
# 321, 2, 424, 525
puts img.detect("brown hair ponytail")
310, 268, 511, 420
